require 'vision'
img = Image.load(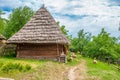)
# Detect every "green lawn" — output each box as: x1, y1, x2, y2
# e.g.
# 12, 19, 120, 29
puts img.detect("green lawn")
66, 54, 120, 80
0, 55, 120, 80
85, 58, 120, 80
0, 57, 44, 79
0, 57, 67, 80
